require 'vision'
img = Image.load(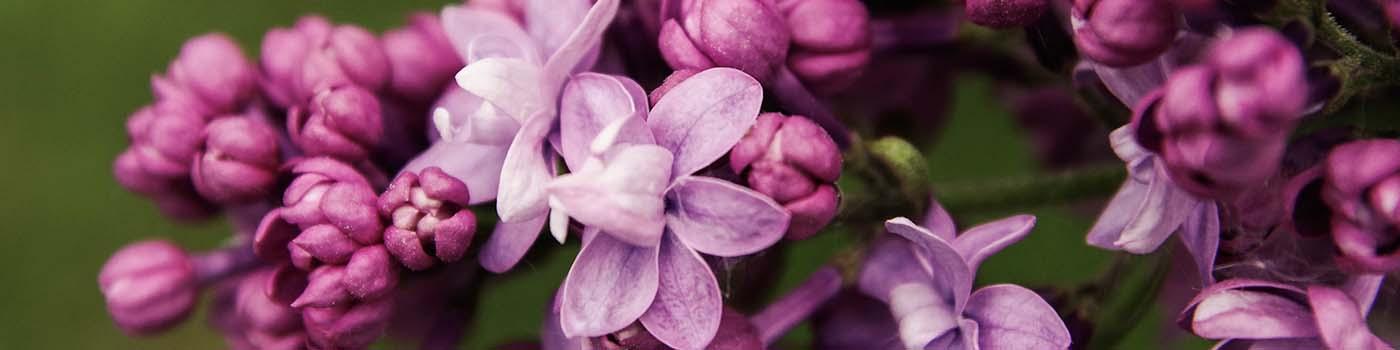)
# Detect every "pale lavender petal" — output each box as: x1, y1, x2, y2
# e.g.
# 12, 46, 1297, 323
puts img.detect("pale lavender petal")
1113, 166, 1200, 253
466, 33, 540, 64
1088, 58, 1171, 108
496, 112, 556, 222
639, 232, 723, 349
1185, 280, 1318, 340
432, 85, 520, 145
401, 141, 508, 205
542, 291, 585, 350
952, 215, 1036, 274
1108, 125, 1153, 175
558, 73, 653, 169
889, 283, 959, 348
560, 233, 660, 337
1342, 274, 1386, 313
549, 145, 672, 247
1177, 202, 1220, 286
664, 176, 790, 257
525, 0, 591, 59
455, 58, 548, 125
648, 68, 764, 178
1086, 180, 1150, 250
959, 318, 982, 350
541, 0, 619, 85
963, 284, 1073, 350
920, 199, 957, 241
1306, 286, 1391, 350
858, 238, 935, 302
478, 214, 548, 273
885, 218, 973, 310
441, 6, 541, 64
